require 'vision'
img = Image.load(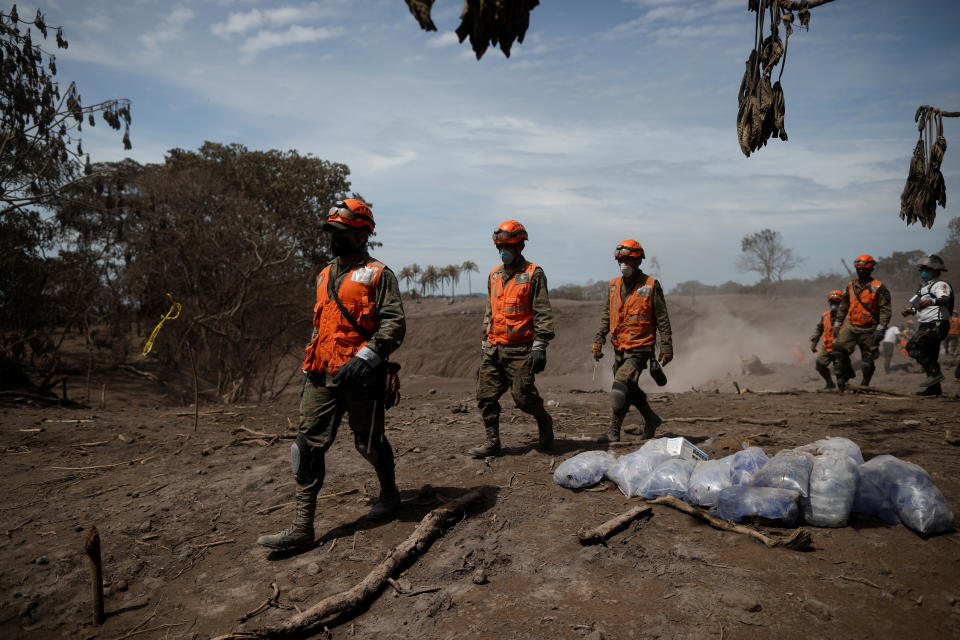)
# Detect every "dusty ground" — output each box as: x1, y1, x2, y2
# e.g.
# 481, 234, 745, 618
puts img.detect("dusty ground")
2, 295, 959, 640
